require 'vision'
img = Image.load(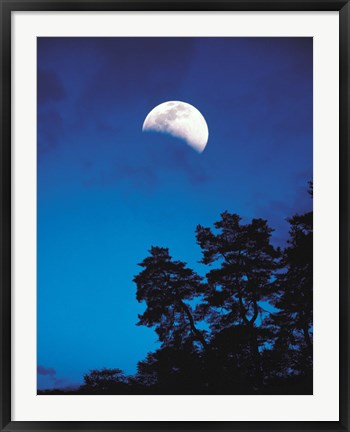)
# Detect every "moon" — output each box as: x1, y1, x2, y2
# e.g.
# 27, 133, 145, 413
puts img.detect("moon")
142, 101, 209, 153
